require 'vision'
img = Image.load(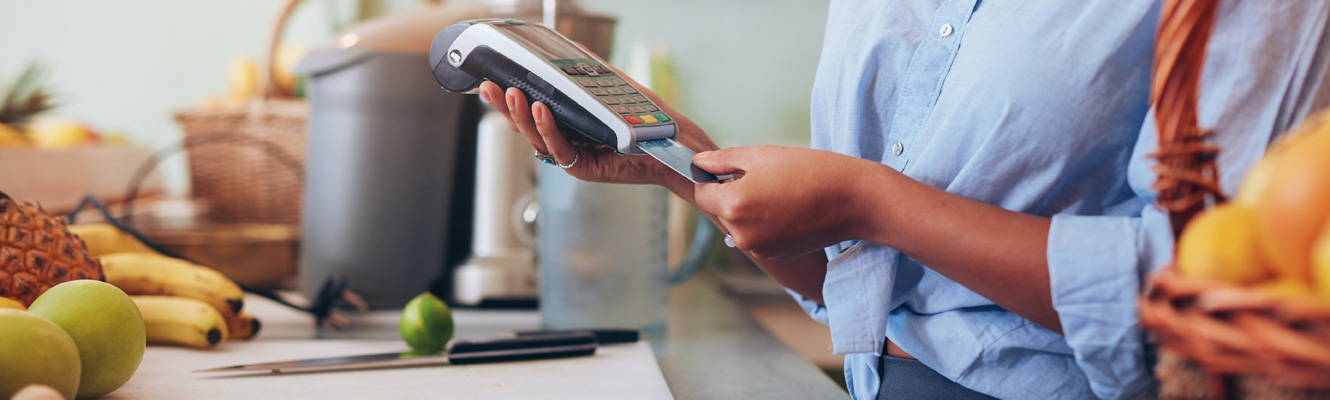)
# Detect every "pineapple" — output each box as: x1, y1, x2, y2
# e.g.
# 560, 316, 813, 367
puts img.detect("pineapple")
0, 191, 104, 306
0, 62, 58, 147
